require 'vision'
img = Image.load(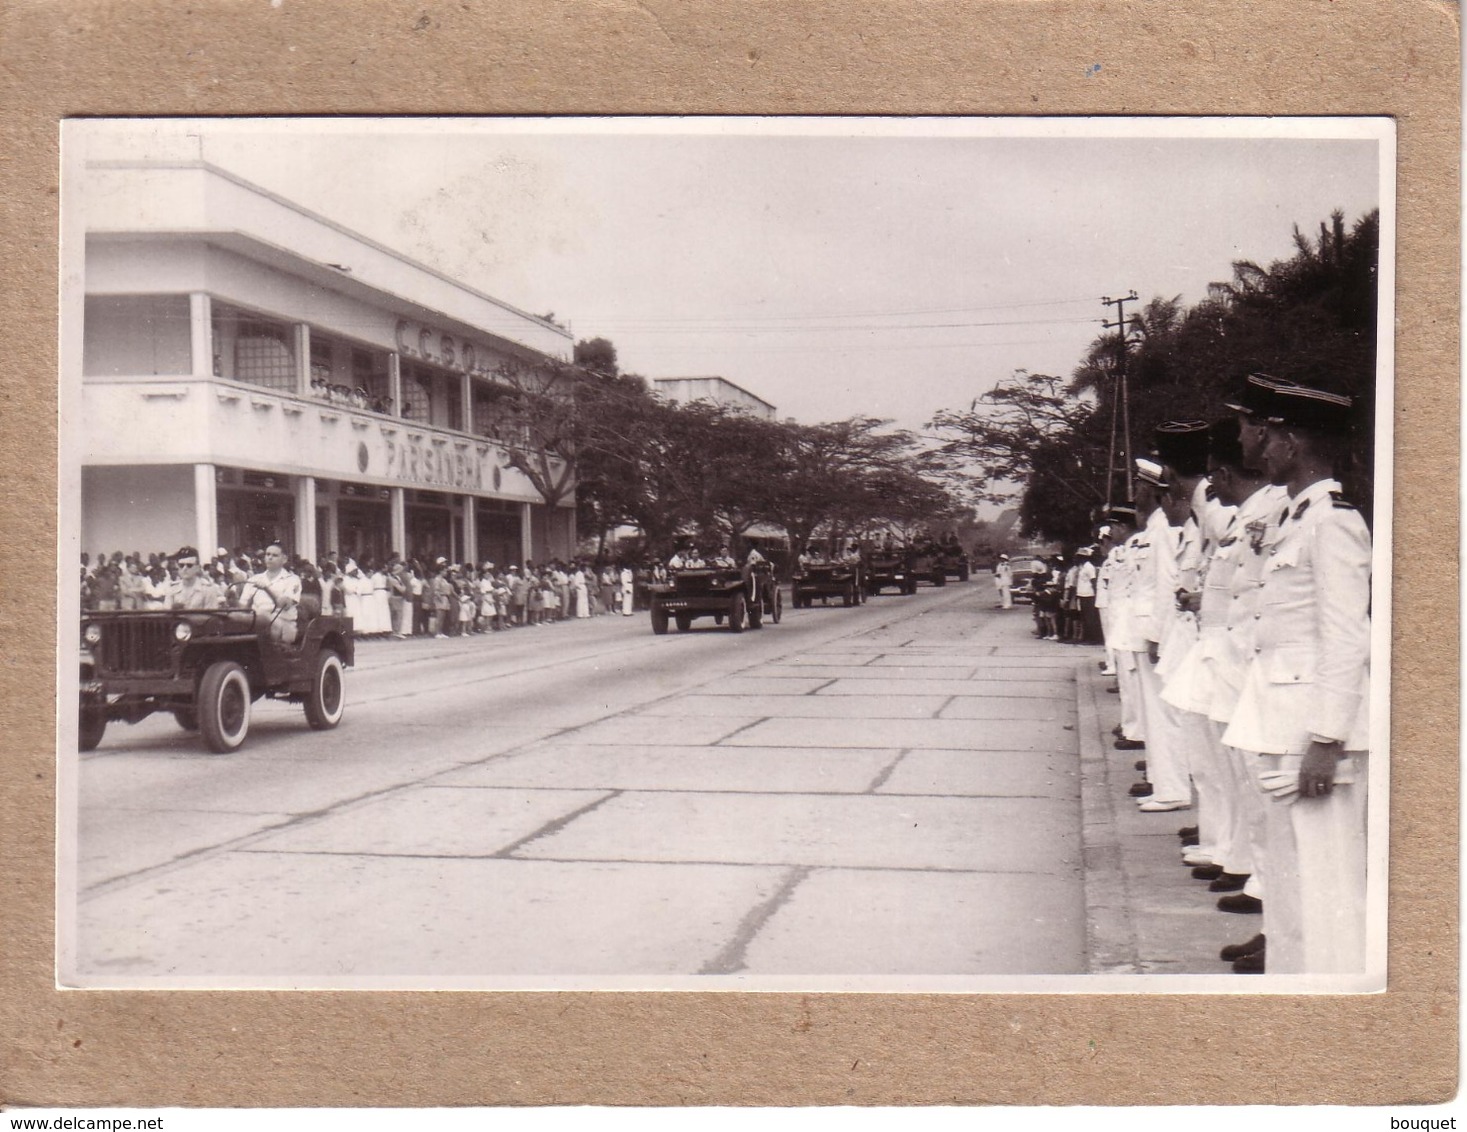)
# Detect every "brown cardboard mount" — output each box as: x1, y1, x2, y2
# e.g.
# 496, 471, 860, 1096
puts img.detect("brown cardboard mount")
0, 0, 1457, 1109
